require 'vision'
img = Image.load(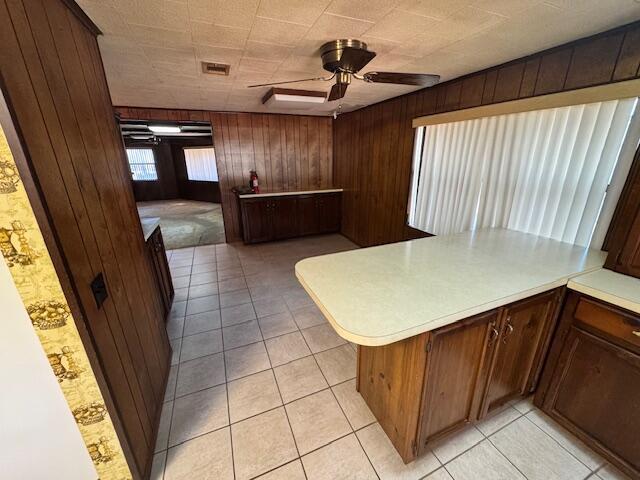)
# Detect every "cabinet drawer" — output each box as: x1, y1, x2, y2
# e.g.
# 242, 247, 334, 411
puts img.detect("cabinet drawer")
574, 297, 640, 352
